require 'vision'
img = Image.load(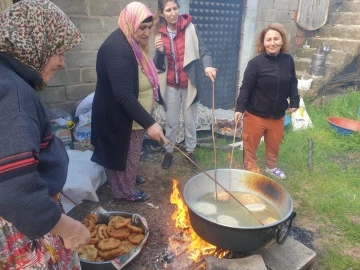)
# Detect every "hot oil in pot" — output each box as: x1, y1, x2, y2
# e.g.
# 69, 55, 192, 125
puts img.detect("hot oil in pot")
194, 192, 280, 227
